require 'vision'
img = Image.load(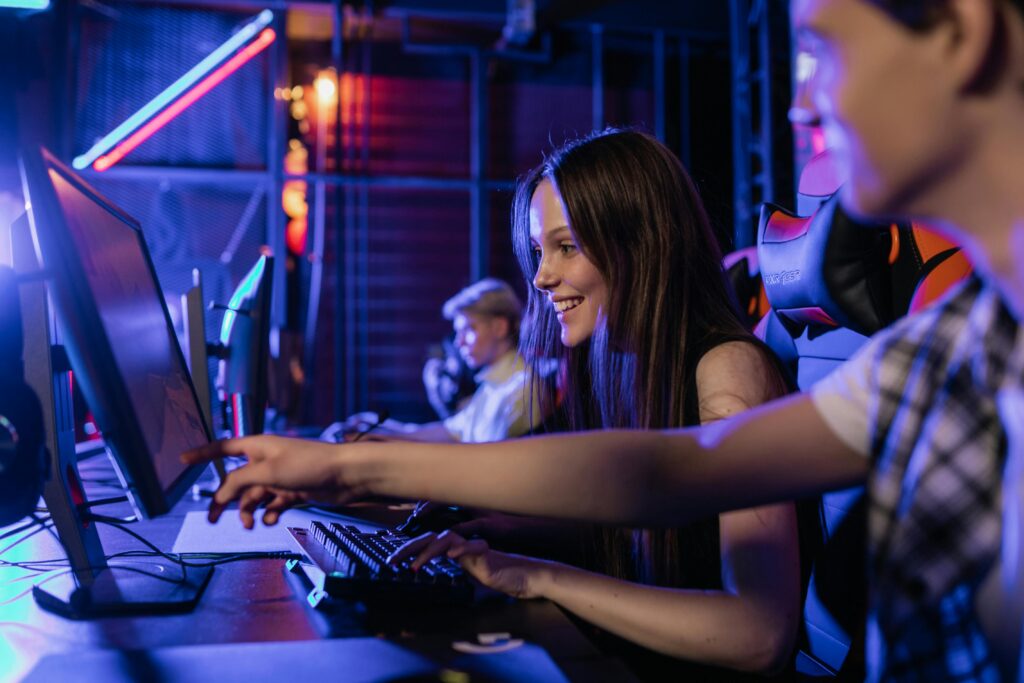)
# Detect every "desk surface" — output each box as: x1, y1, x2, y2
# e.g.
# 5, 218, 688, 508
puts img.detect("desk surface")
0, 456, 635, 683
